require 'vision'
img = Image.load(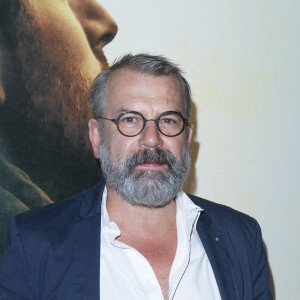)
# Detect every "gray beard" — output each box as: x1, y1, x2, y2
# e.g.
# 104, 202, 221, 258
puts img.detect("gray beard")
99, 145, 190, 207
